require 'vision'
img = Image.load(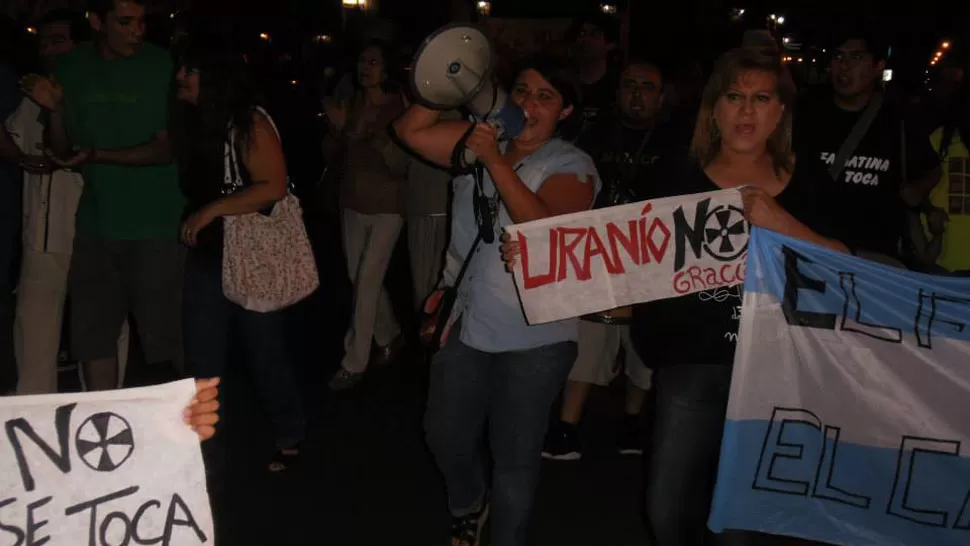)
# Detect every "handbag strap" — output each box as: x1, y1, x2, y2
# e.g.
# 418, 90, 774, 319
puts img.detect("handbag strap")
223, 106, 289, 196
829, 91, 883, 181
